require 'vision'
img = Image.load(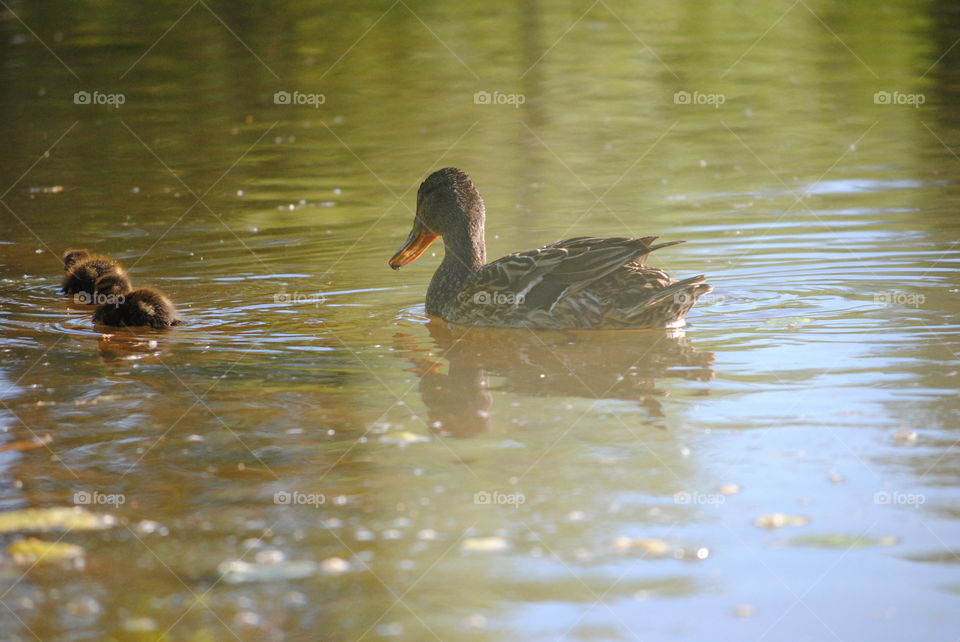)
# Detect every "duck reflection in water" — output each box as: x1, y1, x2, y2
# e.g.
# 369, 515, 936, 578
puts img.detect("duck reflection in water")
396, 322, 715, 438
